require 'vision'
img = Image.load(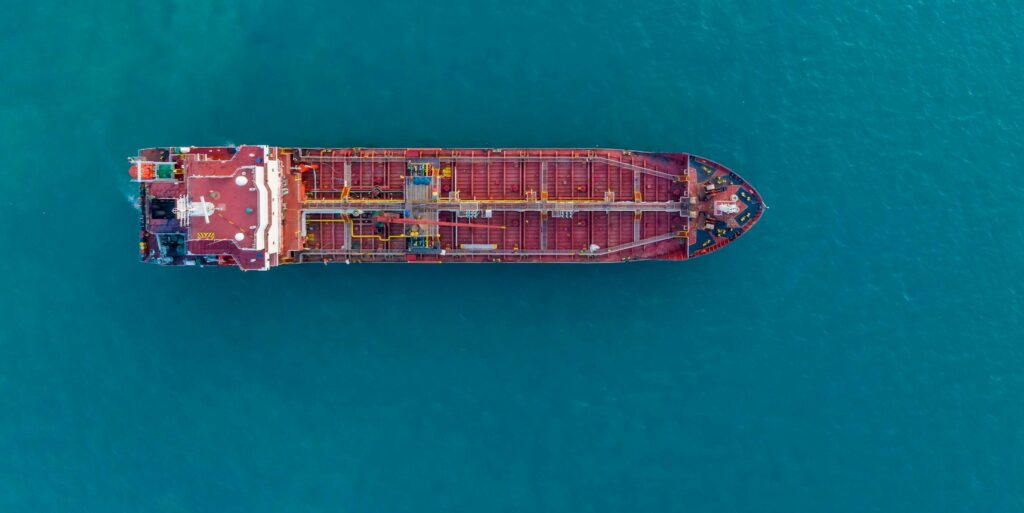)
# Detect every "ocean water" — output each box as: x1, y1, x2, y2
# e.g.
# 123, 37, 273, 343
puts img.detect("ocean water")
1, 1, 1022, 511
